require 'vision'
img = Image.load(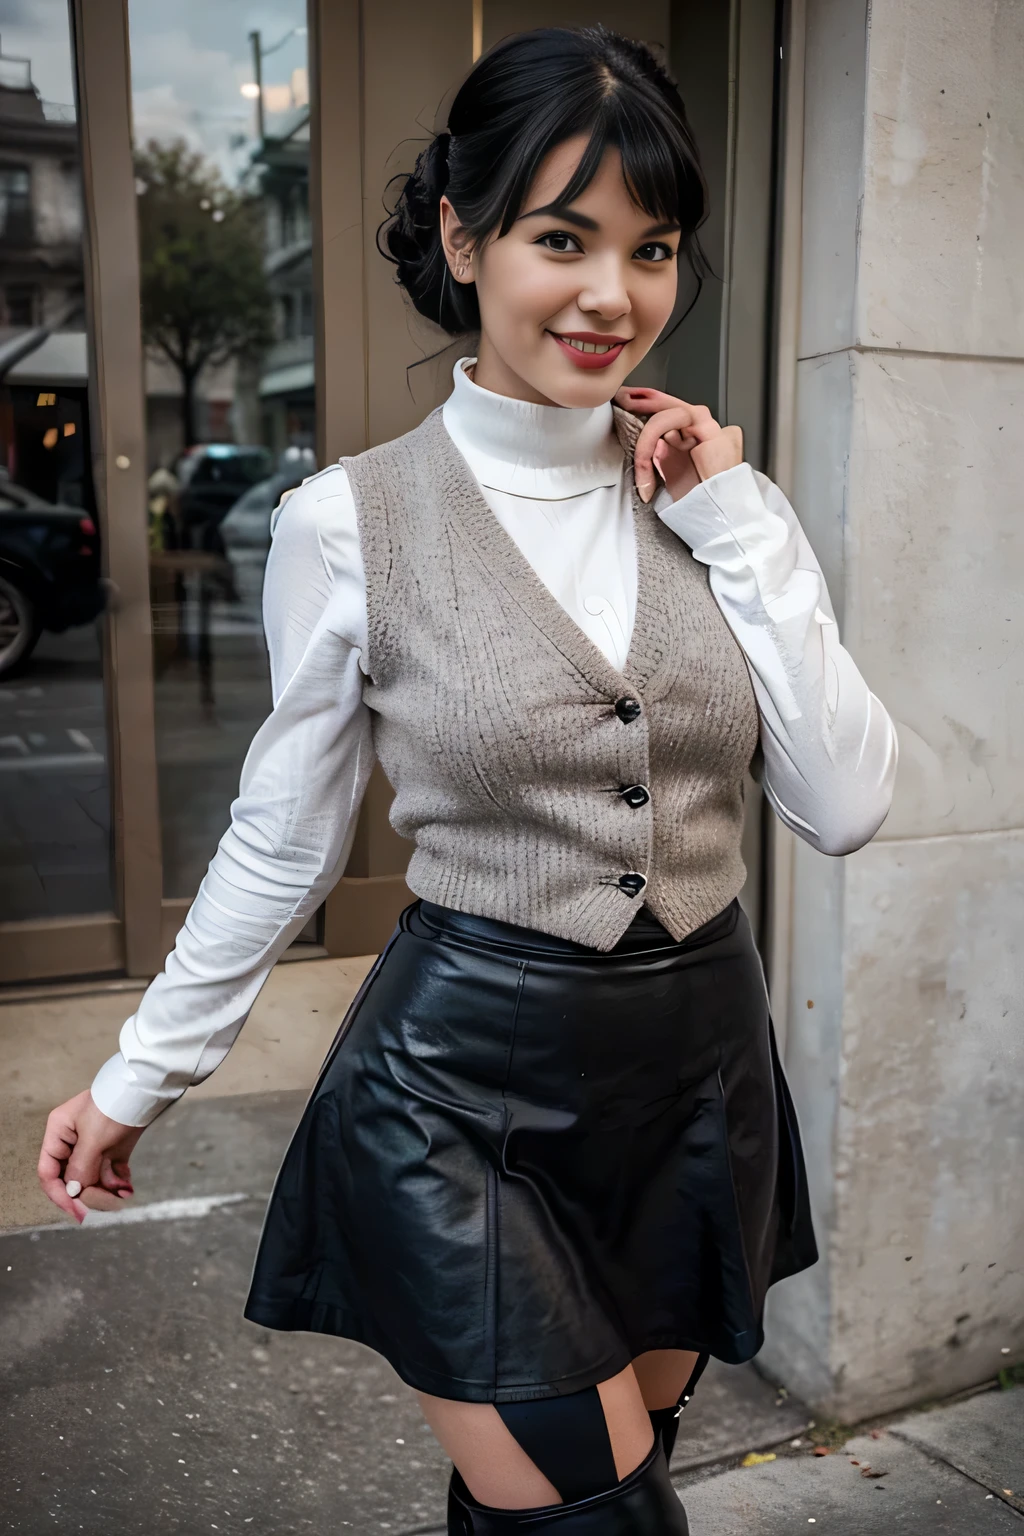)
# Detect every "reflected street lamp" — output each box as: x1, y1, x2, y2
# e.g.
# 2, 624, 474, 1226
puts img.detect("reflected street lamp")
242, 25, 307, 146
247, 30, 264, 144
